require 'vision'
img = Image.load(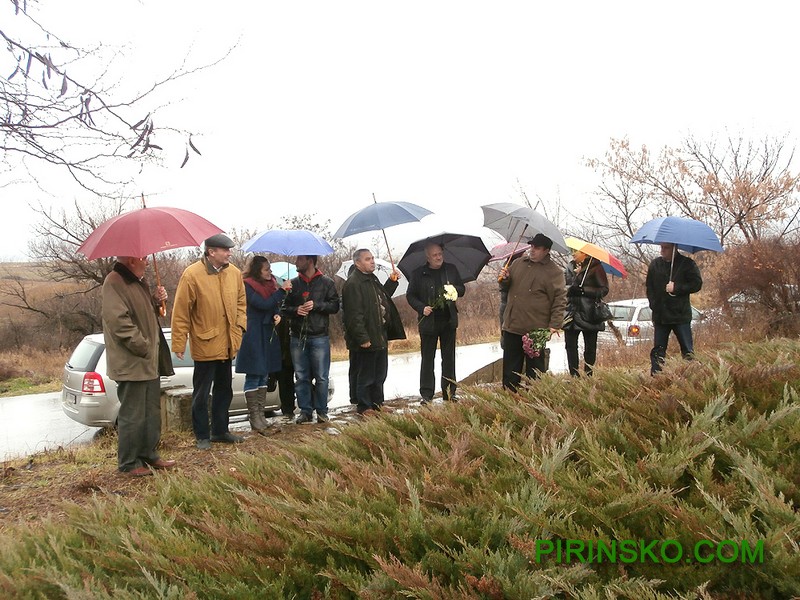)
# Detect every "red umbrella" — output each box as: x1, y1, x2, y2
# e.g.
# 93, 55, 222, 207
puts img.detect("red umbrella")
77, 206, 223, 260
77, 201, 223, 316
